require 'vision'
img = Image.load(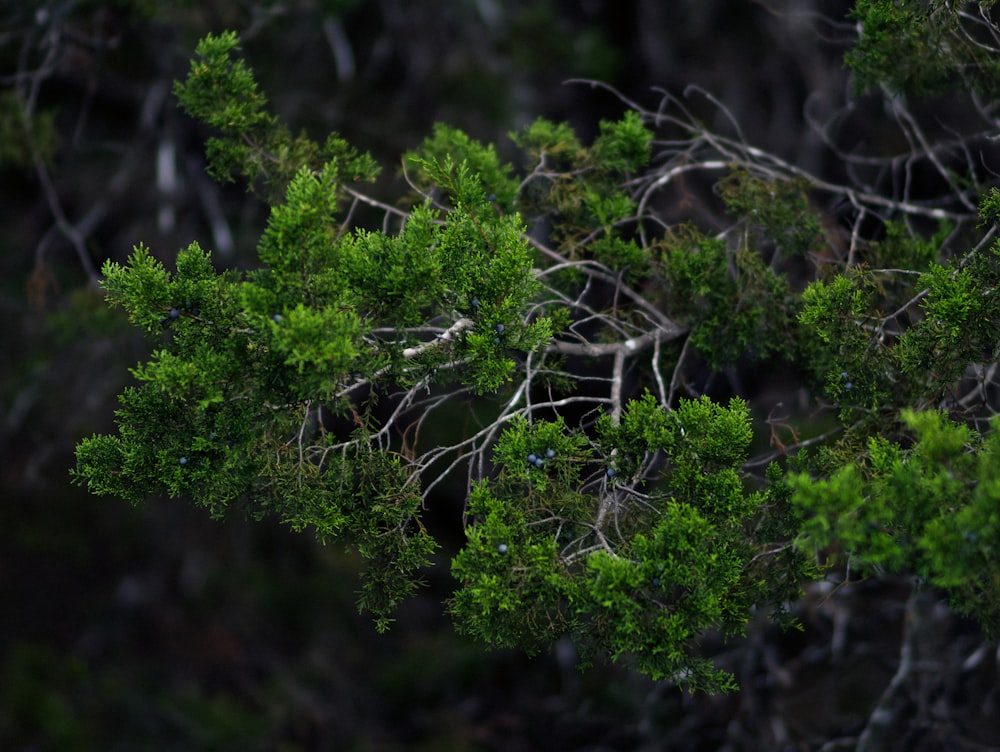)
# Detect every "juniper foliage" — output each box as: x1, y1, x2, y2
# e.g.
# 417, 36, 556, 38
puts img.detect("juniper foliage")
74, 13, 1000, 691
